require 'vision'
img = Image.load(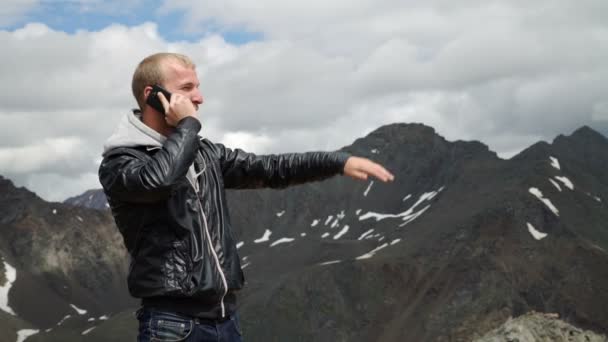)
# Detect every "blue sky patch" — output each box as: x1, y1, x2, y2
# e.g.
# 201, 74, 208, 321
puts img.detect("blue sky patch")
2, 1, 262, 45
